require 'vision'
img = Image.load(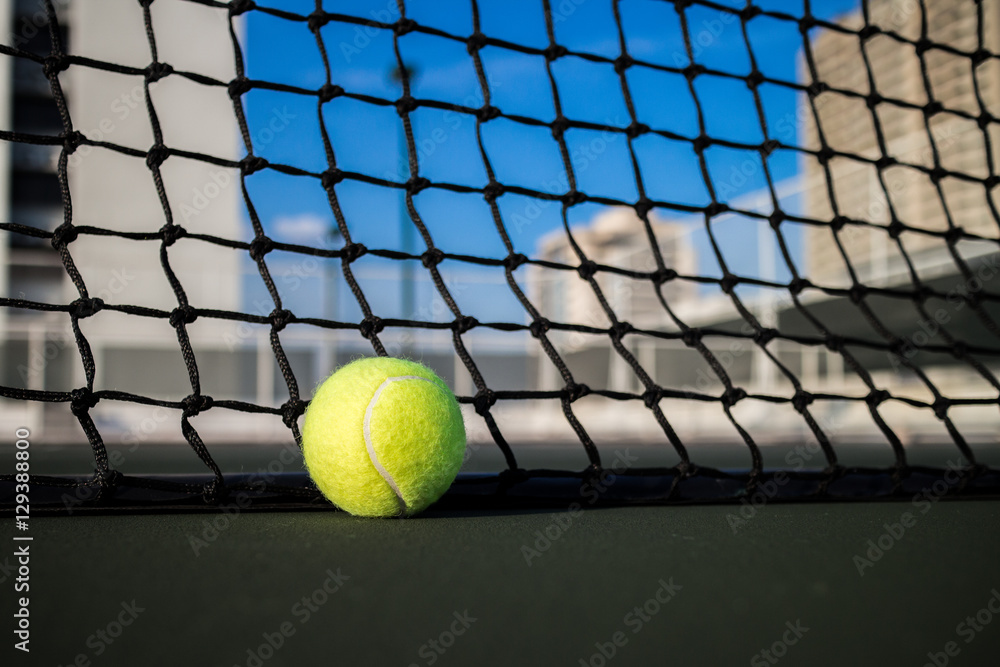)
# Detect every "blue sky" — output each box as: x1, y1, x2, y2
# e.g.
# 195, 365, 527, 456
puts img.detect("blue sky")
240, 0, 860, 321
